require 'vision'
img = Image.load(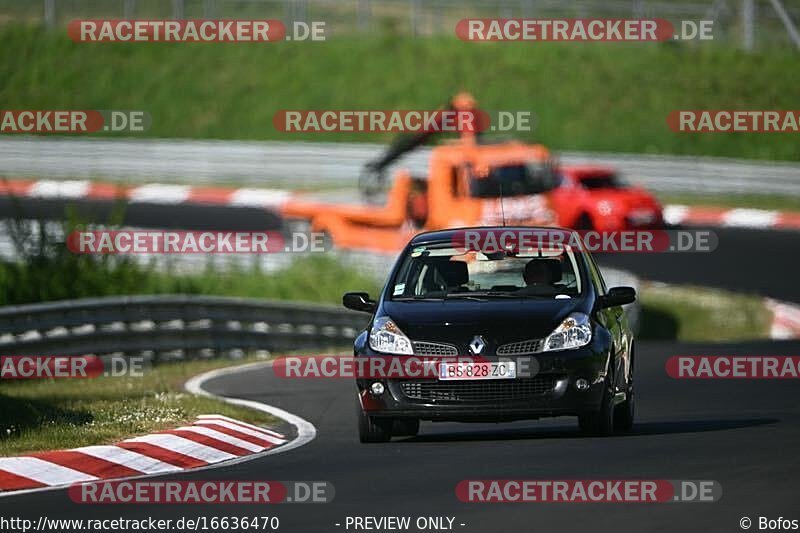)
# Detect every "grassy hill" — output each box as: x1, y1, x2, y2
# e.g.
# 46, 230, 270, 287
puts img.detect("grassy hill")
1, 26, 797, 160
